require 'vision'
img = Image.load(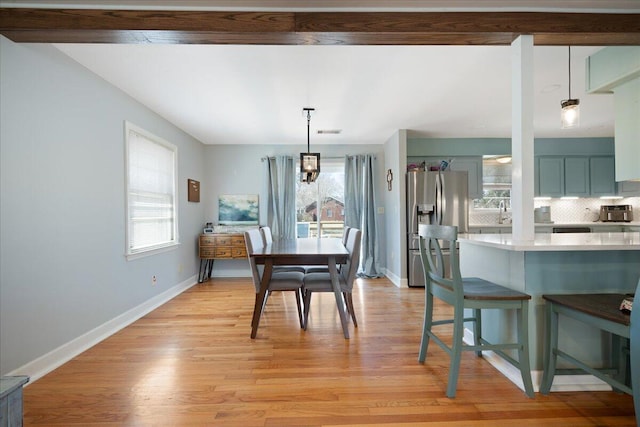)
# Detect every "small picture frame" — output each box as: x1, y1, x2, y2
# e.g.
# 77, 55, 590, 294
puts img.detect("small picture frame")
188, 179, 200, 202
